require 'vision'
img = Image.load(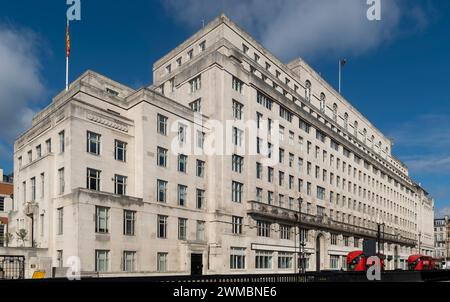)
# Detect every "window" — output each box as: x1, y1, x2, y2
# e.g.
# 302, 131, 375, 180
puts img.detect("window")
317, 186, 325, 200
157, 253, 168, 272
157, 180, 168, 203
157, 114, 168, 136
343, 236, 349, 247
0, 197, 4, 212
232, 127, 243, 147
115, 140, 127, 162
178, 218, 187, 240
268, 191, 274, 205
87, 131, 101, 155
189, 75, 201, 93
196, 221, 205, 241
123, 210, 135, 236
256, 188, 263, 202
254, 53, 260, 63
280, 106, 293, 122
187, 49, 194, 60
232, 216, 243, 235
176, 57, 182, 67
232, 77, 244, 94
242, 43, 249, 54
278, 252, 293, 269
257, 91, 273, 110
189, 98, 201, 112
57, 207, 63, 235
56, 250, 63, 268
31, 177, 36, 201
331, 234, 338, 245
232, 100, 244, 120
123, 251, 136, 272
280, 225, 291, 240
178, 185, 187, 206
197, 131, 205, 149
27, 150, 32, 163
46, 139, 52, 153
196, 189, 205, 209
232, 155, 244, 173
257, 221, 270, 237
305, 80, 311, 102
95, 206, 109, 233
333, 103, 338, 121
256, 162, 262, 179
232, 181, 243, 203
255, 250, 272, 269
59, 131, 65, 153
320, 93, 326, 112
114, 175, 127, 195
196, 160, 205, 177
36, 145, 42, 158
95, 250, 109, 272
166, 64, 171, 74
178, 124, 187, 145
87, 168, 101, 191
330, 255, 339, 270
178, 154, 187, 173
230, 248, 246, 270
157, 147, 168, 167
299, 119, 310, 133
157, 215, 168, 238
58, 168, 65, 195
268, 167, 274, 183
